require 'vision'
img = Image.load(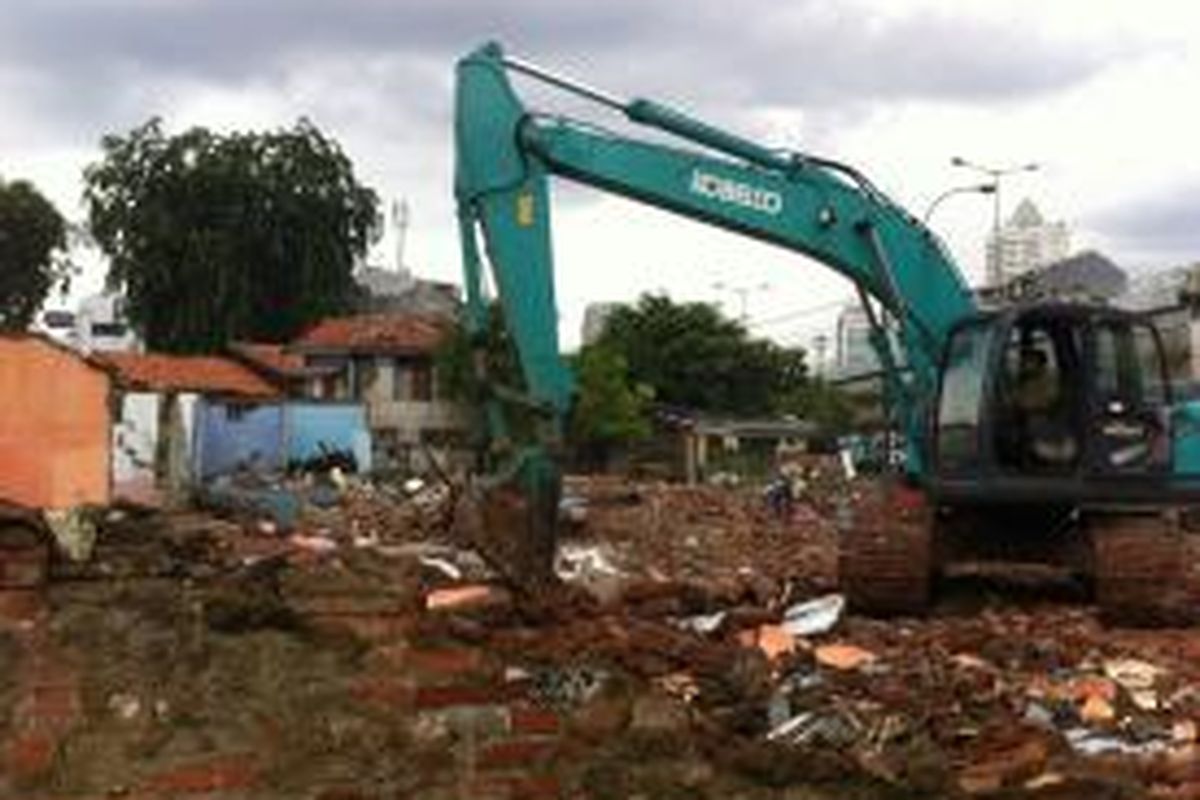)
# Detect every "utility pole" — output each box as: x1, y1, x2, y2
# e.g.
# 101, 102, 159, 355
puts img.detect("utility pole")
391, 199, 410, 273
950, 157, 1038, 286
712, 280, 770, 324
